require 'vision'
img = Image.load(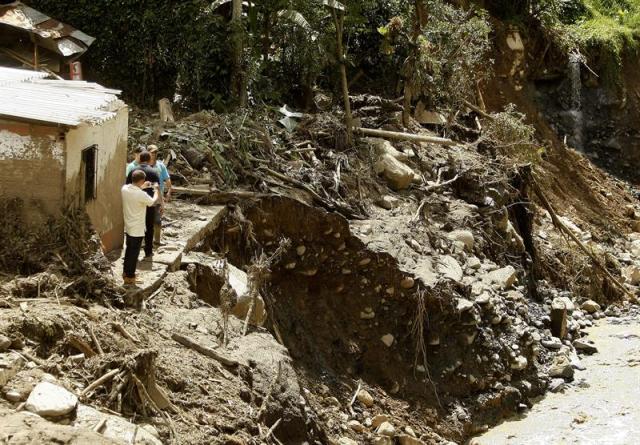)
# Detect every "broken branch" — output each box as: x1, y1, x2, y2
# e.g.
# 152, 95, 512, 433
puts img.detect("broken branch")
355, 127, 456, 146
171, 333, 240, 368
